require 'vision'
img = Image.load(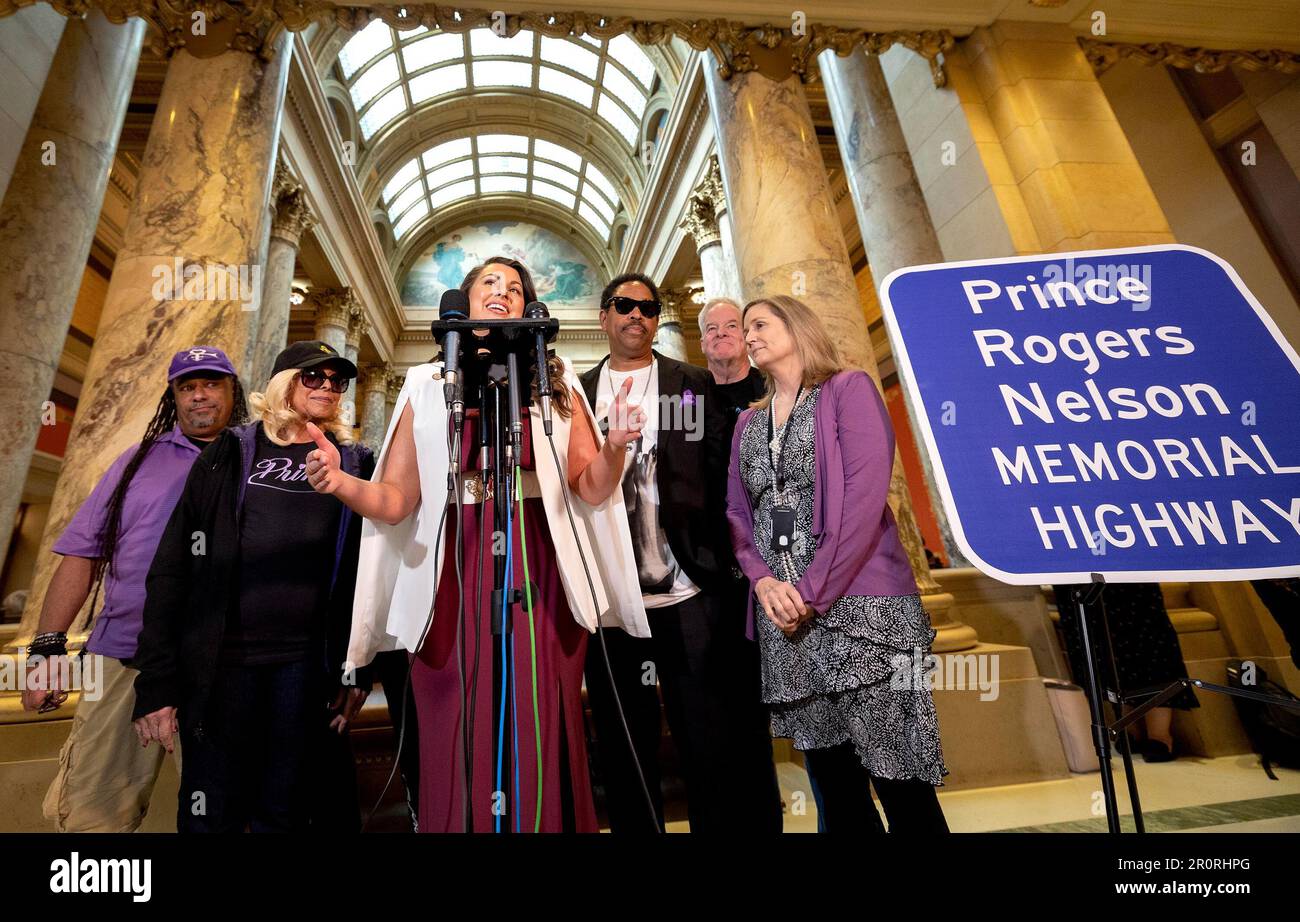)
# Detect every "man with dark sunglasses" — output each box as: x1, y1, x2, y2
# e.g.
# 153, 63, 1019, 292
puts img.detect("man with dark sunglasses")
580, 273, 782, 834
